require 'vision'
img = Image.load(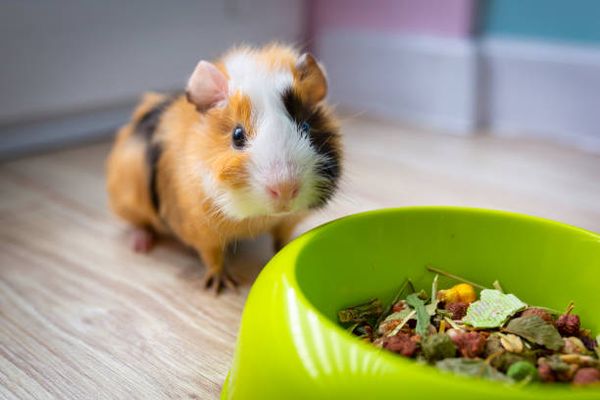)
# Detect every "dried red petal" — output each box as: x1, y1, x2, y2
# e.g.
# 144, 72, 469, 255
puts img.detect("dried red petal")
383, 333, 419, 358
377, 319, 400, 336
391, 301, 405, 313
538, 363, 555, 382
450, 331, 487, 358
521, 308, 553, 324
445, 302, 469, 320
556, 314, 580, 337
572, 368, 600, 386
556, 364, 580, 382
578, 330, 598, 352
